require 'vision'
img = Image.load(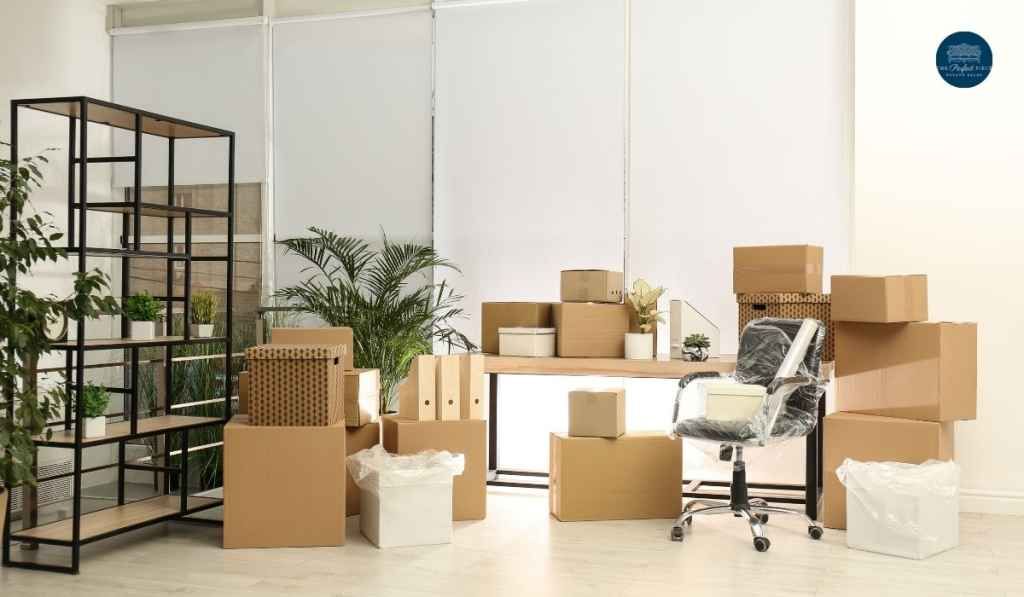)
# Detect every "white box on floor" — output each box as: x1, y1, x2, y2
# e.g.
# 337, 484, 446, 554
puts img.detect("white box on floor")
360, 483, 454, 548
